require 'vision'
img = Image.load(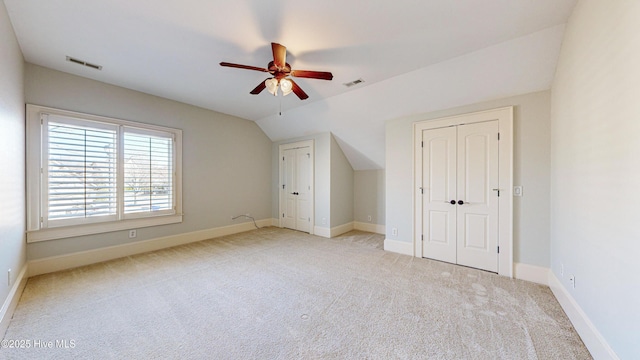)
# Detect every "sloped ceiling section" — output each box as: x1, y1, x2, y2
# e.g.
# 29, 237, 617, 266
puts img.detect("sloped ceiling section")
257, 25, 566, 170
4, 0, 576, 170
